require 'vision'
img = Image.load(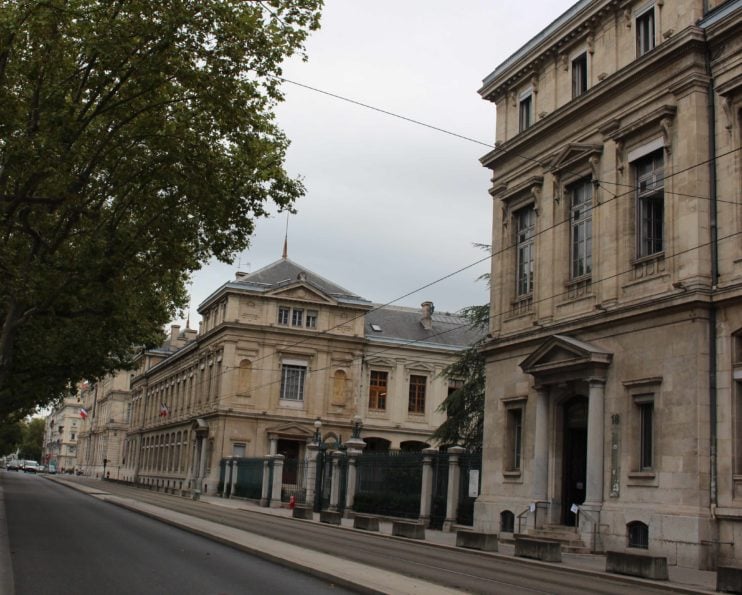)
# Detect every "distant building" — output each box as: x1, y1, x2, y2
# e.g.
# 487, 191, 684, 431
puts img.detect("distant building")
75, 370, 131, 478
121, 257, 480, 495
43, 395, 82, 473
476, 0, 741, 569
